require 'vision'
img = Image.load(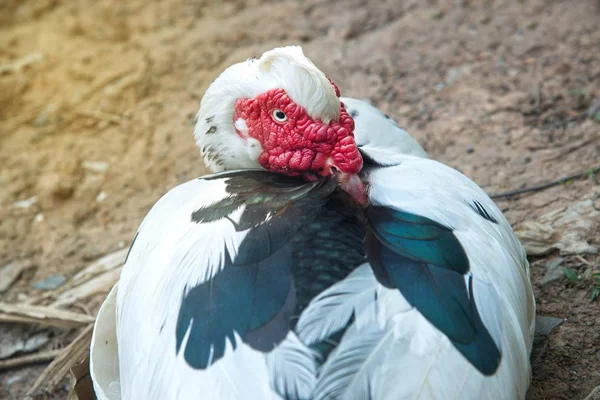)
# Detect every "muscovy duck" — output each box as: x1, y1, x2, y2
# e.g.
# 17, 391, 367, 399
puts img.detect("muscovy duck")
89, 46, 534, 400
